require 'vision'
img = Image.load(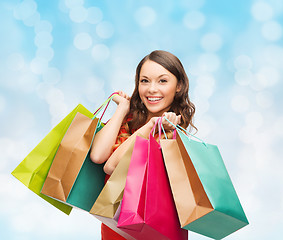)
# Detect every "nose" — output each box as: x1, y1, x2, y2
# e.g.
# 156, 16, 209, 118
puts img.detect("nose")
148, 82, 158, 93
